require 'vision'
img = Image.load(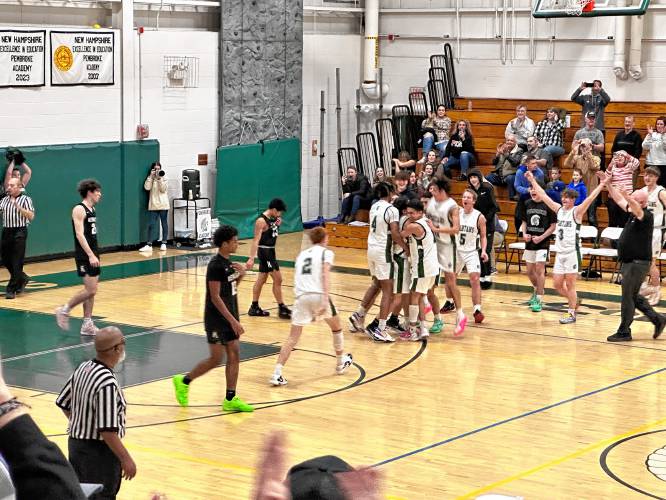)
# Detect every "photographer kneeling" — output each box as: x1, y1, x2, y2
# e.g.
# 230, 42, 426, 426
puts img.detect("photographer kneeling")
139, 162, 169, 252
